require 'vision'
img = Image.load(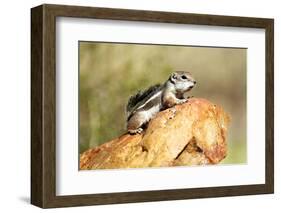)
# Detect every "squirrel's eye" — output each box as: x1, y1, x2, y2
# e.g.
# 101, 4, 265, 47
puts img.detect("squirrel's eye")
181, 75, 187, 80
